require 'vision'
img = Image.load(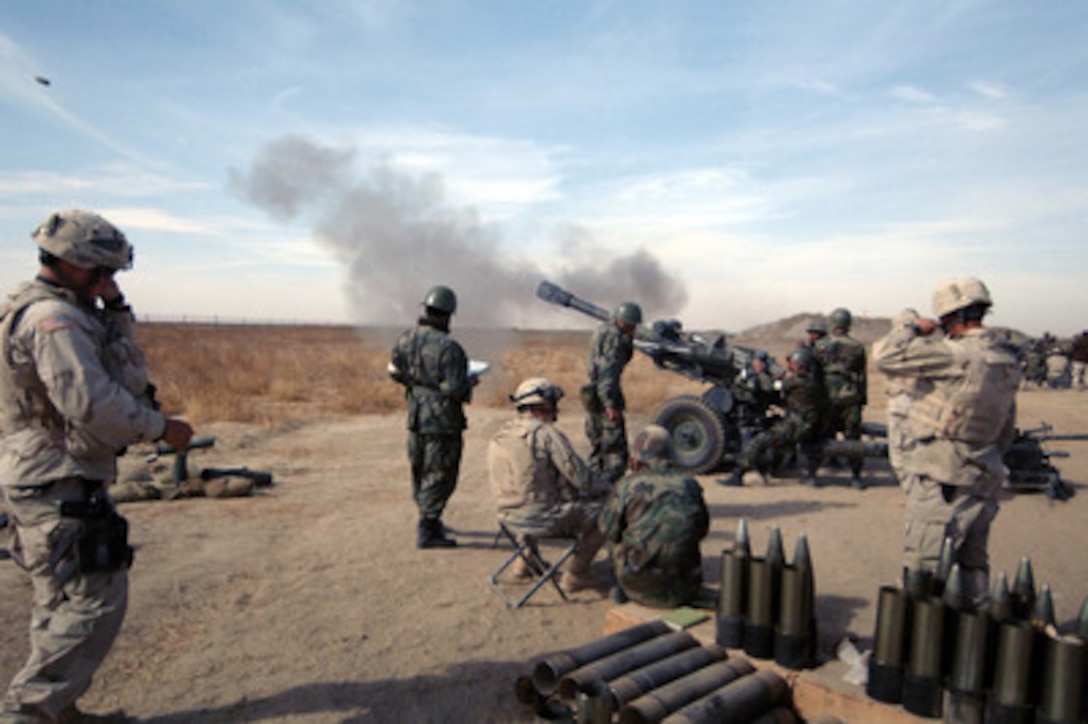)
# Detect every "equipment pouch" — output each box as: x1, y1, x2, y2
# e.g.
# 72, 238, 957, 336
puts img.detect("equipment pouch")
580, 384, 603, 413
76, 511, 134, 573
